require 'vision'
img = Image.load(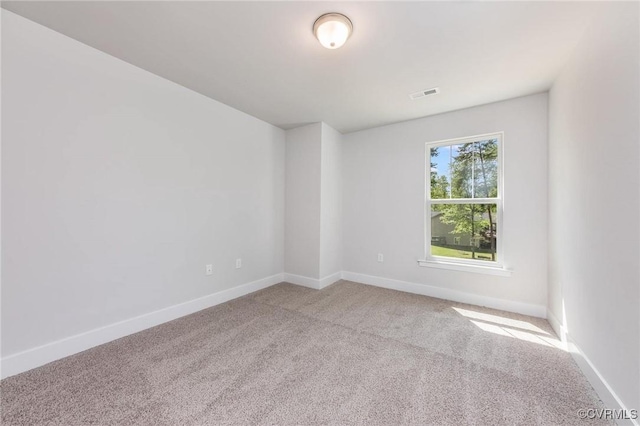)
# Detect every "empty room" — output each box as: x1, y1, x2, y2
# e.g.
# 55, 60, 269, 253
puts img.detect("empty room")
1, 1, 638, 425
